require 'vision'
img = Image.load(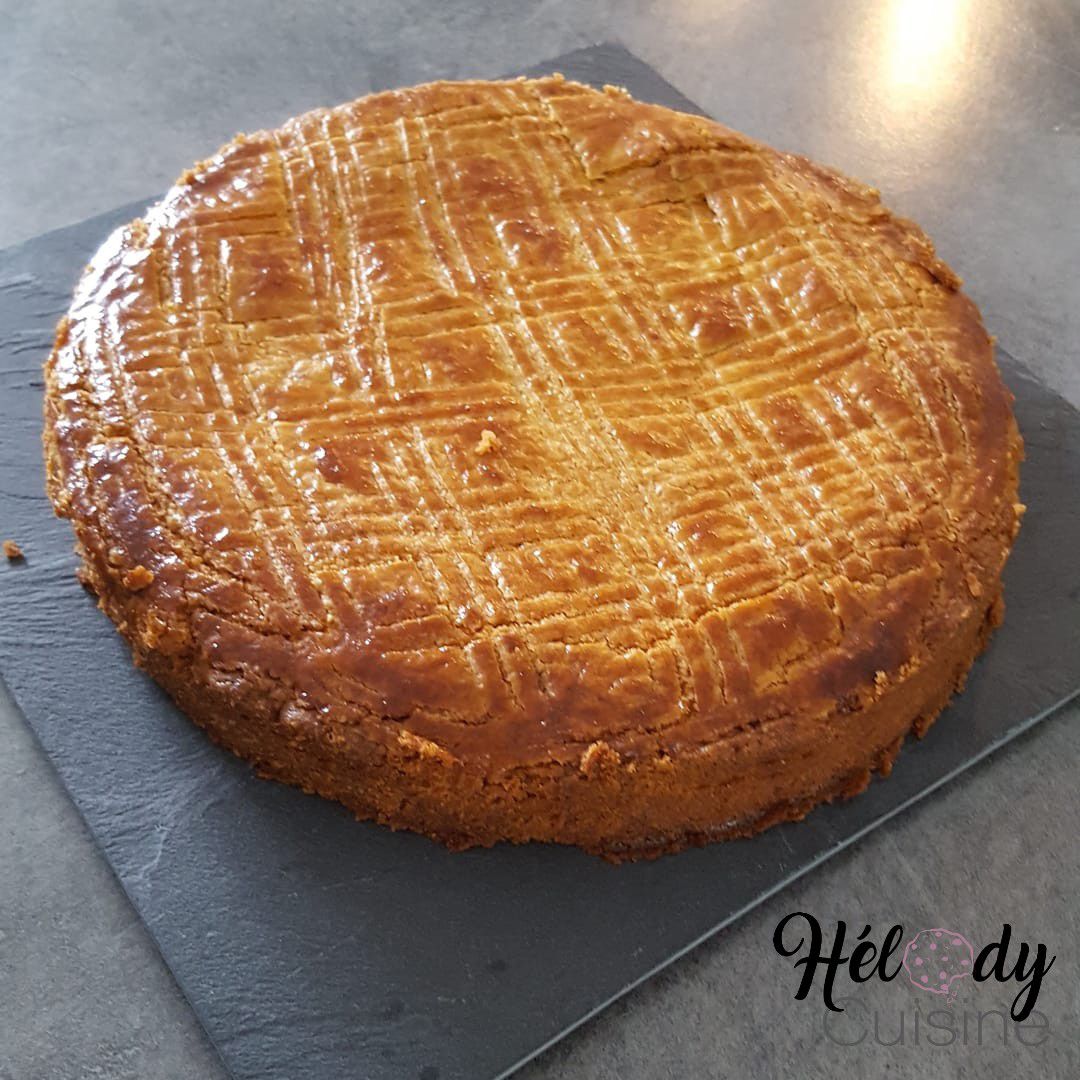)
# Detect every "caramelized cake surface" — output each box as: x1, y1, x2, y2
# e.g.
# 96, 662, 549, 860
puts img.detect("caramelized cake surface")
44, 78, 1022, 857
